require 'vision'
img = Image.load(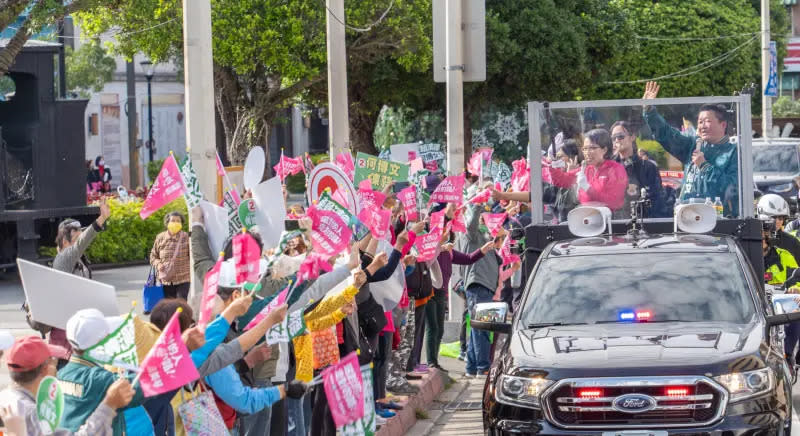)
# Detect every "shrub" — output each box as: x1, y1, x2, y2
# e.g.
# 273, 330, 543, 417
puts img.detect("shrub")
637, 139, 668, 169
84, 197, 188, 263
146, 159, 166, 185
285, 153, 330, 194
